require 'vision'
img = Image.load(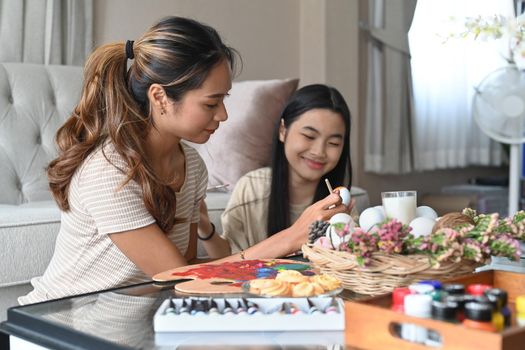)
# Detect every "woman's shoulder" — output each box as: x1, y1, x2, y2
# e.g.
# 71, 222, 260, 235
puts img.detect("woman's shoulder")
181, 141, 198, 156
230, 167, 271, 201
76, 142, 128, 182
239, 167, 271, 184
181, 142, 205, 168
